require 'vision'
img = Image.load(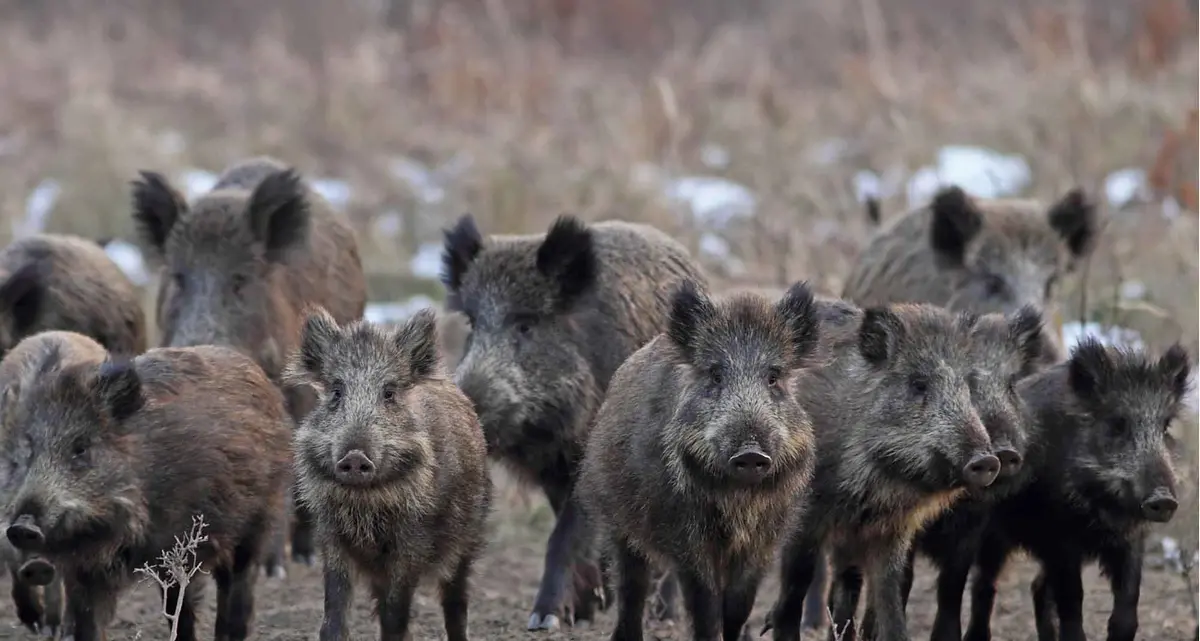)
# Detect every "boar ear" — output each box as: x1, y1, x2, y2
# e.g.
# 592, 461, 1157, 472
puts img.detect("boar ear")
246, 169, 311, 262
130, 171, 187, 261
536, 215, 597, 306
91, 359, 143, 422
1067, 337, 1112, 399
0, 262, 46, 333
394, 308, 441, 380
776, 281, 820, 362
292, 307, 341, 380
667, 280, 716, 357
929, 186, 983, 263
858, 307, 904, 365
1157, 343, 1192, 401
1047, 188, 1099, 266
1007, 305, 1048, 371
441, 214, 484, 295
